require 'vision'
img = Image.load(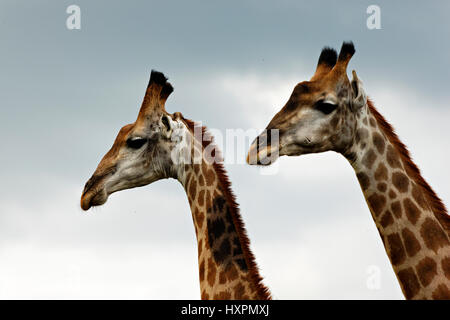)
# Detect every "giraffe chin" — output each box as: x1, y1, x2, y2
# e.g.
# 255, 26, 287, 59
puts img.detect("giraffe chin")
80, 189, 108, 211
